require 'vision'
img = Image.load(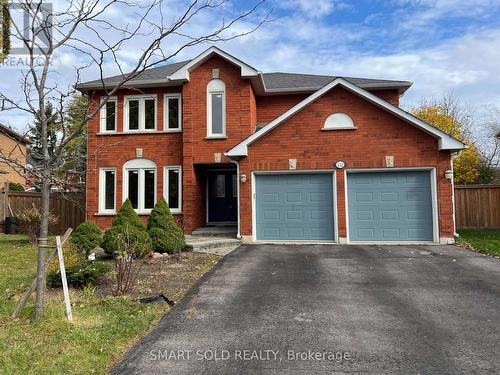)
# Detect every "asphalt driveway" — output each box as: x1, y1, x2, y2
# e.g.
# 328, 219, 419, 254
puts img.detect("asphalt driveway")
113, 244, 500, 374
